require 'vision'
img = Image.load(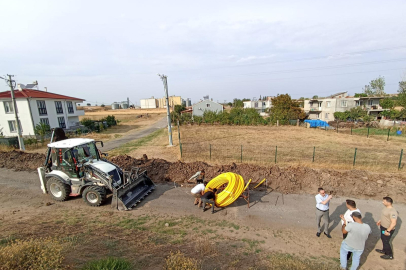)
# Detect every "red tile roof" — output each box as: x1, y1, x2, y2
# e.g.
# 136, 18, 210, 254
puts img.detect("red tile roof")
0, 89, 85, 101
